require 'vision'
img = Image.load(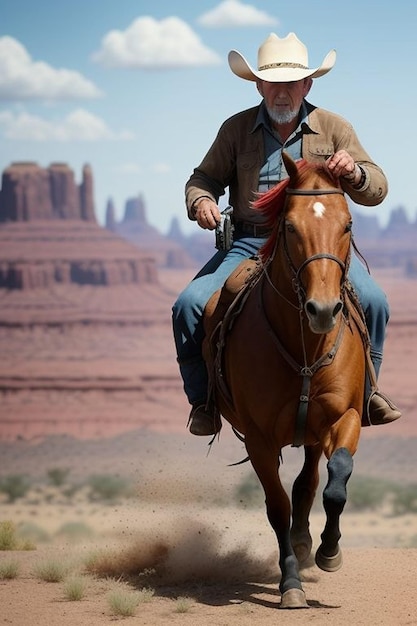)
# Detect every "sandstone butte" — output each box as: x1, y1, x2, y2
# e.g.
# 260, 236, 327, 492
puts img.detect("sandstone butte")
0, 161, 180, 324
